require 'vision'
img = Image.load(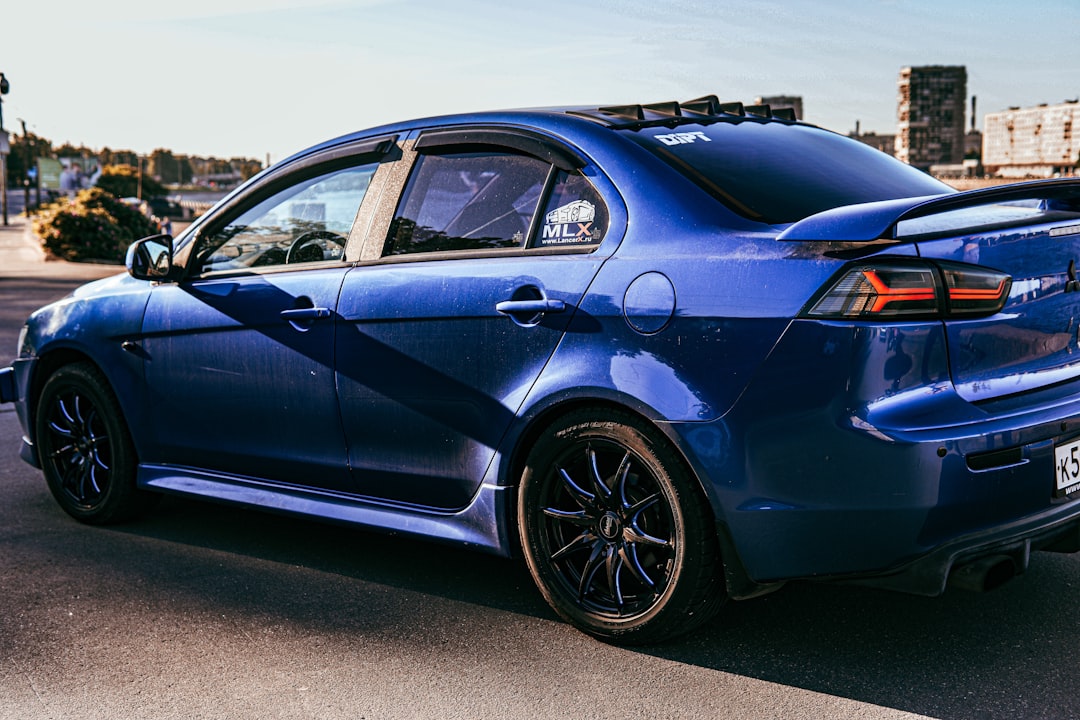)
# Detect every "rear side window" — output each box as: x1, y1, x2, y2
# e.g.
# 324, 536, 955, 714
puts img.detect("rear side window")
623, 122, 951, 225
385, 150, 609, 256
532, 170, 609, 248
386, 152, 549, 255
